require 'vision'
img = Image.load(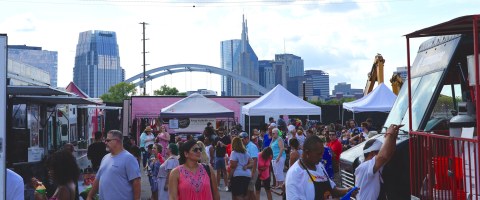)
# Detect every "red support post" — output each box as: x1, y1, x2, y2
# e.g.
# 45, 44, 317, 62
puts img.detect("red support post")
407, 36, 414, 197
474, 16, 480, 200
